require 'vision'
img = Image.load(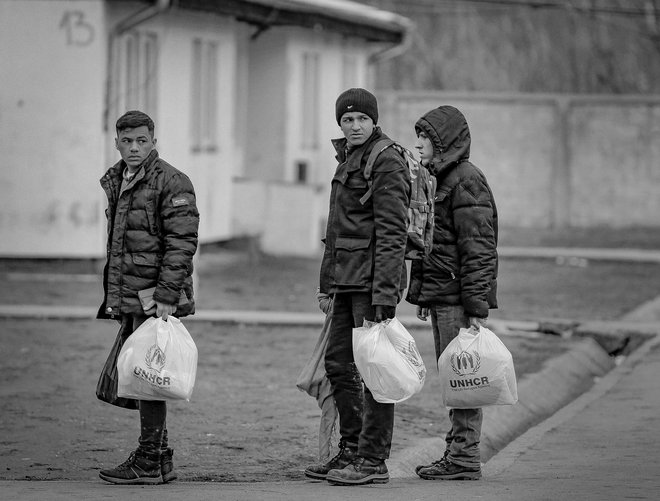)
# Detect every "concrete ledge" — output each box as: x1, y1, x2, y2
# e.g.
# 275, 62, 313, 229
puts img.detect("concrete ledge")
388, 336, 614, 477
574, 321, 659, 355
482, 331, 660, 479
499, 246, 660, 263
